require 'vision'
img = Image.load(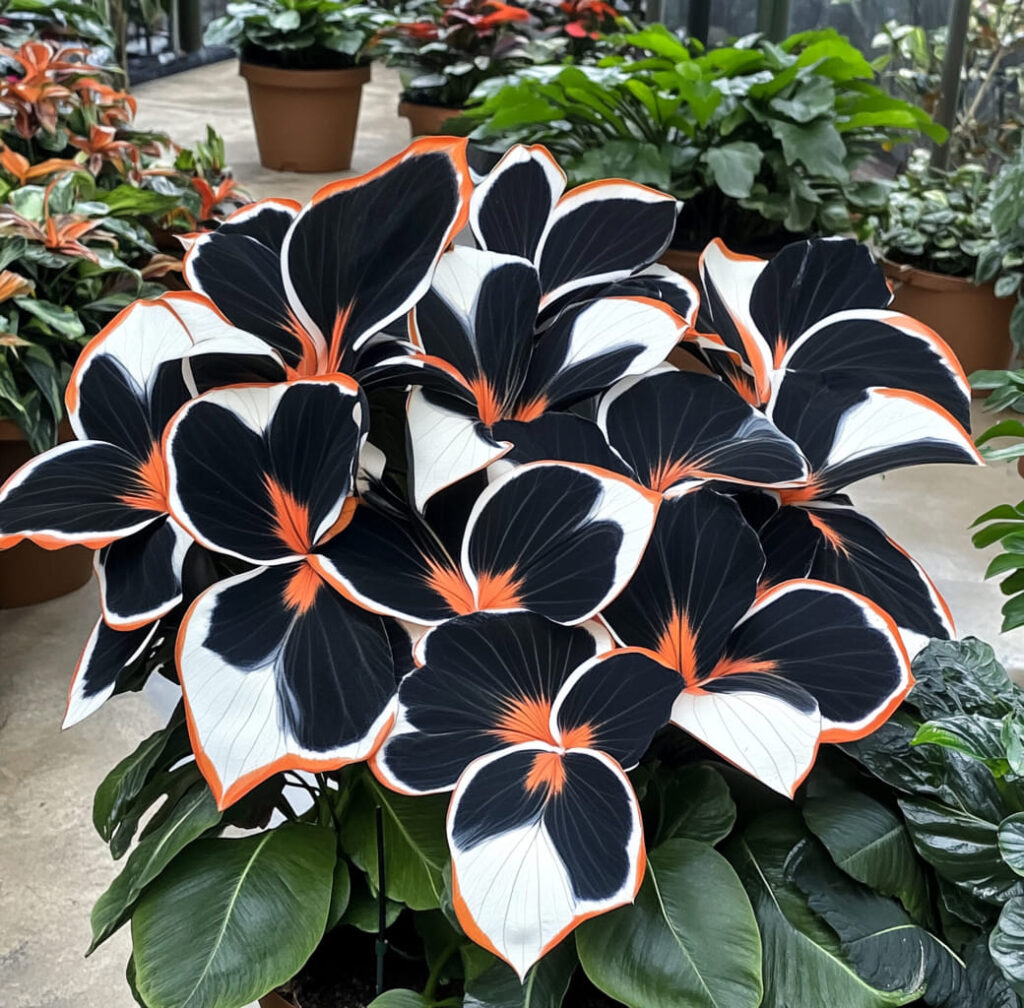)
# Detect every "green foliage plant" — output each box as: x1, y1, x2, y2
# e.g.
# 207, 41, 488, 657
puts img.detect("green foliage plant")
204, 0, 397, 71
462, 25, 944, 249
